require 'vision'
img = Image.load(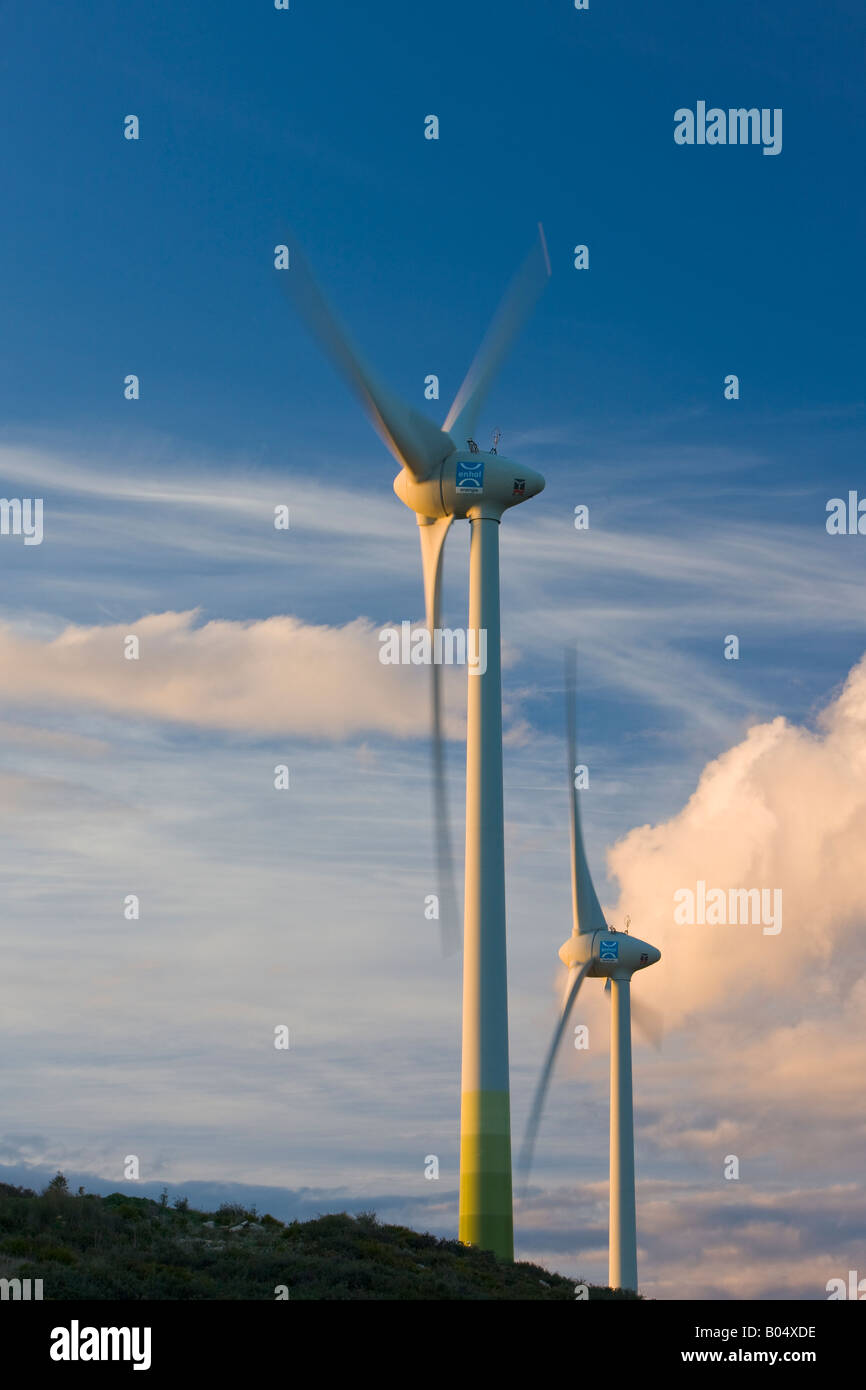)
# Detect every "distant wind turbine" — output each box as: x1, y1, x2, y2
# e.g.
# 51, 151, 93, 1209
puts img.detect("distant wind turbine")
519, 652, 661, 1291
